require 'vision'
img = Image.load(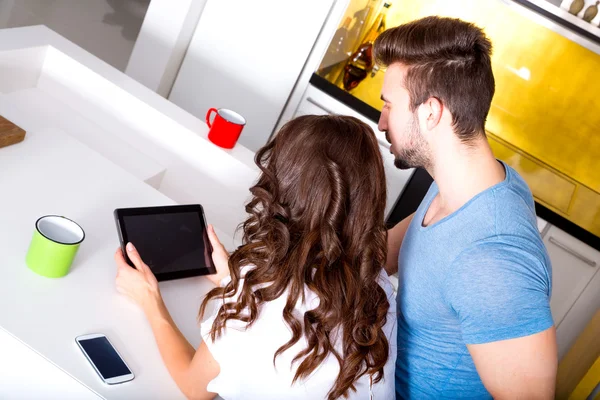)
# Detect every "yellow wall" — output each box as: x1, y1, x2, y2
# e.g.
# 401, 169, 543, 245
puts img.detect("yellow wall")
569, 355, 600, 400
326, 0, 600, 237
557, 310, 600, 399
